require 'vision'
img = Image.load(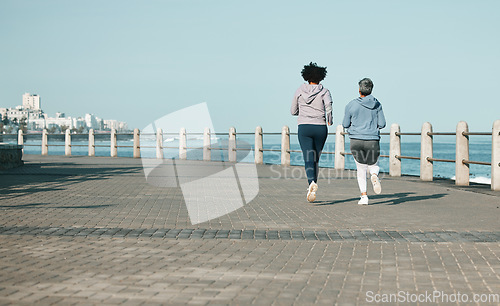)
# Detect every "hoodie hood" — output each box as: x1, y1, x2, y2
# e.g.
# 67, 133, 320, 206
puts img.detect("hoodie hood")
356, 95, 380, 109
298, 83, 324, 104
